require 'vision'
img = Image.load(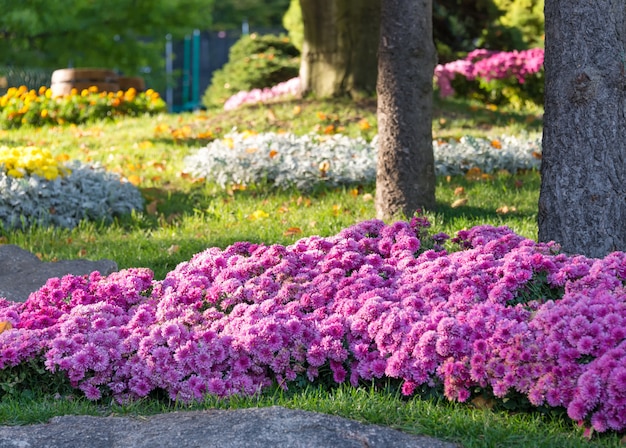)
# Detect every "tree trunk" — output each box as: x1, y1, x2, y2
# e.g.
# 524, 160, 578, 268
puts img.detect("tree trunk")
538, 0, 626, 257
299, 0, 380, 98
375, 0, 437, 219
